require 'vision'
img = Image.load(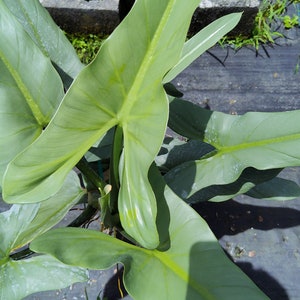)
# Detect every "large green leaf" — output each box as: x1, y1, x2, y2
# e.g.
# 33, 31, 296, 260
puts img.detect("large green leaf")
0, 255, 88, 300
0, 171, 84, 257
3, 0, 201, 249
167, 98, 300, 200
163, 13, 242, 83
3, 0, 83, 87
31, 169, 267, 300
0, 0, 64, 185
